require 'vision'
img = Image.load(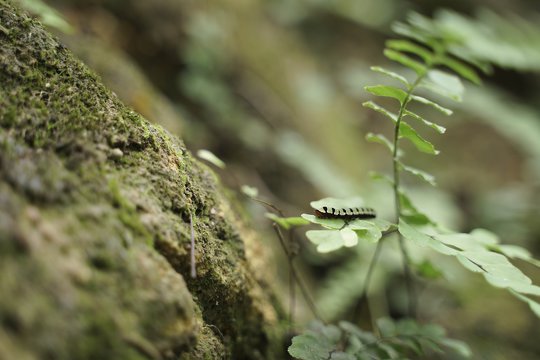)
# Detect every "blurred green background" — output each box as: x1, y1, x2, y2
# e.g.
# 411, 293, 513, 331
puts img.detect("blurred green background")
21, 0, 540, 358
